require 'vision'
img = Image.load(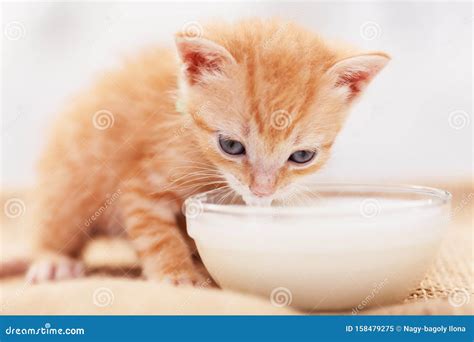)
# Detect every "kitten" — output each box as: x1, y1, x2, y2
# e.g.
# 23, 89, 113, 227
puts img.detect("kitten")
26, 19, 389, 285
